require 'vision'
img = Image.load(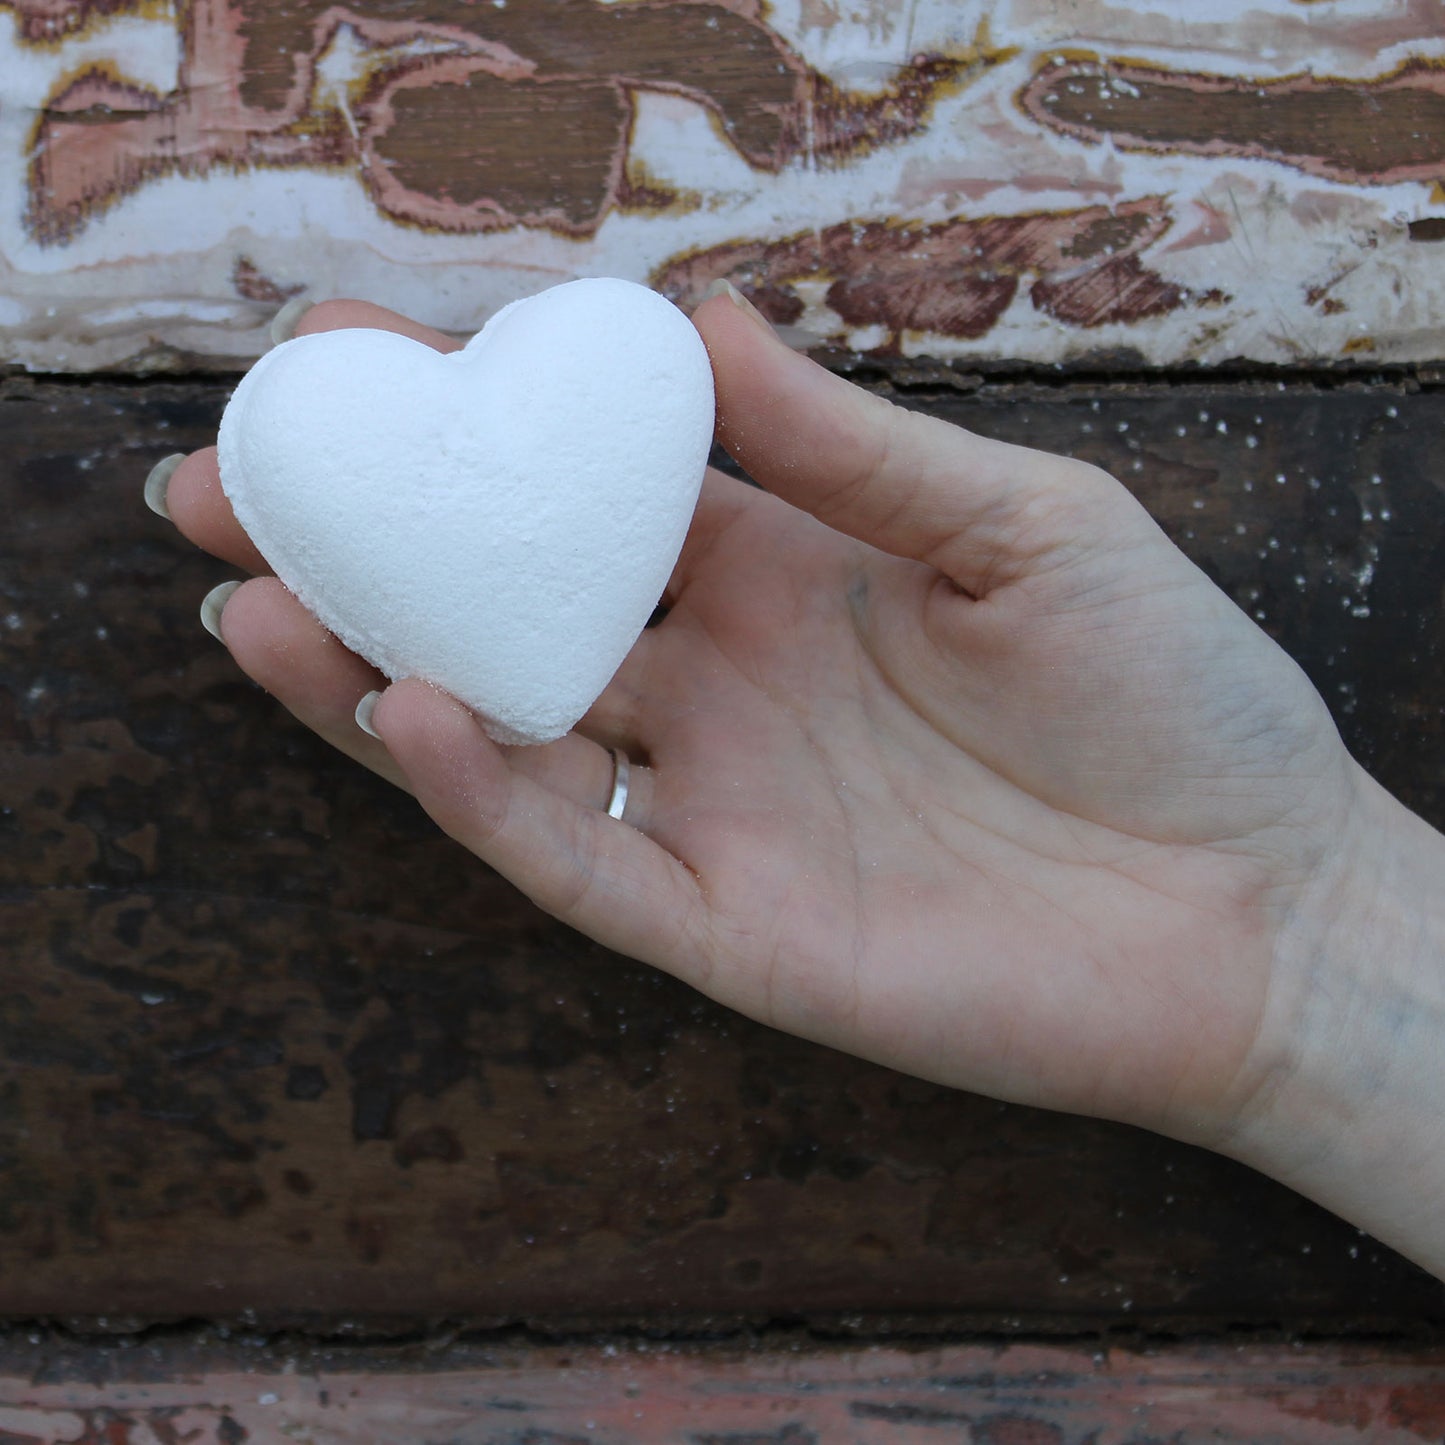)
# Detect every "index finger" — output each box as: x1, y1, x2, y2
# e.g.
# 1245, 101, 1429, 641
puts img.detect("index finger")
292, 299, 464, 353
